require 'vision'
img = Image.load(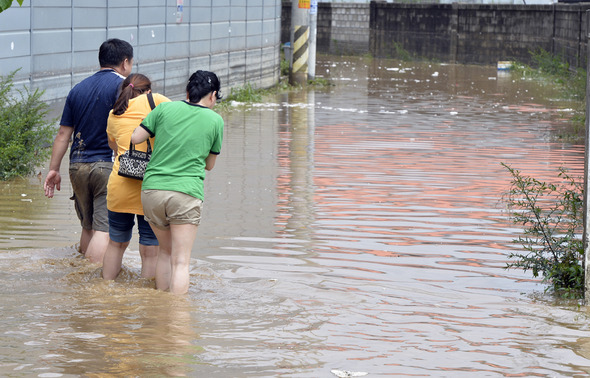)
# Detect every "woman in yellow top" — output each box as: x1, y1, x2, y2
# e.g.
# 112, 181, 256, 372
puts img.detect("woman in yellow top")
102, 74, 170, 280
